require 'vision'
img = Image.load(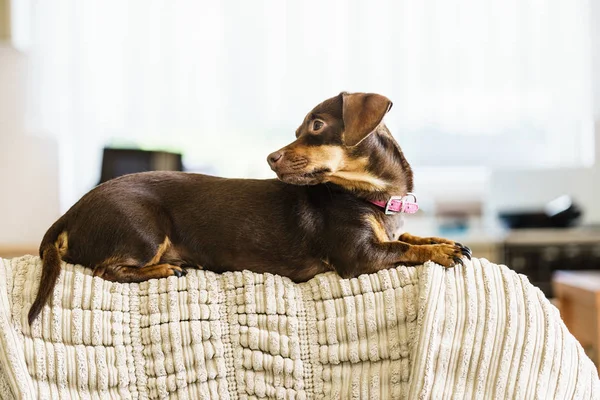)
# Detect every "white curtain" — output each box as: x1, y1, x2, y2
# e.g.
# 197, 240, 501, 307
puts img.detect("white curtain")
26, 0, 593, 209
